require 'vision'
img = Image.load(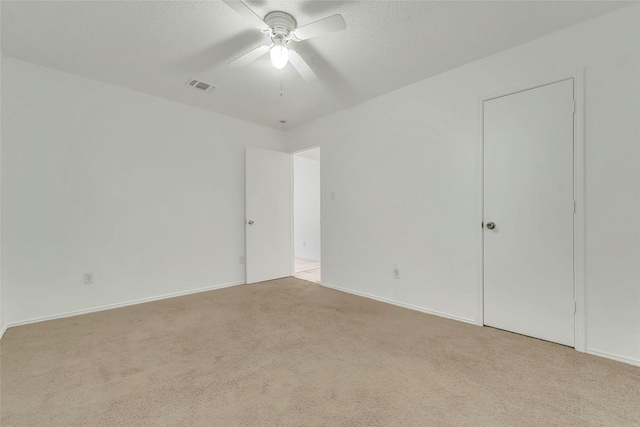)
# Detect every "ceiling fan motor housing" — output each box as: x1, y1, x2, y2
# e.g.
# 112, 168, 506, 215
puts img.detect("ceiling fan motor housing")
264, 11, 297, 41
